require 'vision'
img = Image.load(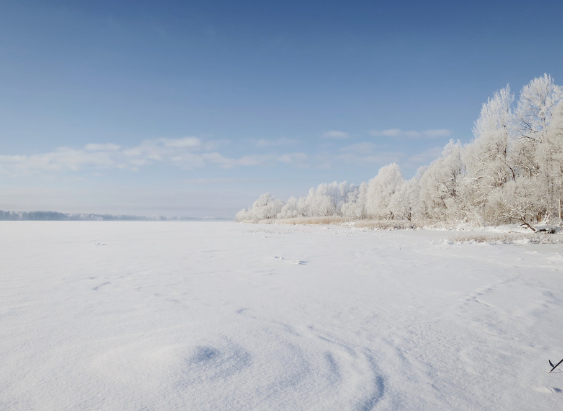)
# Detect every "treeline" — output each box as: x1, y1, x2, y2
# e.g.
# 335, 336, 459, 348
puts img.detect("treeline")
0, 211, 206, 221
236, 74, 563, 229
